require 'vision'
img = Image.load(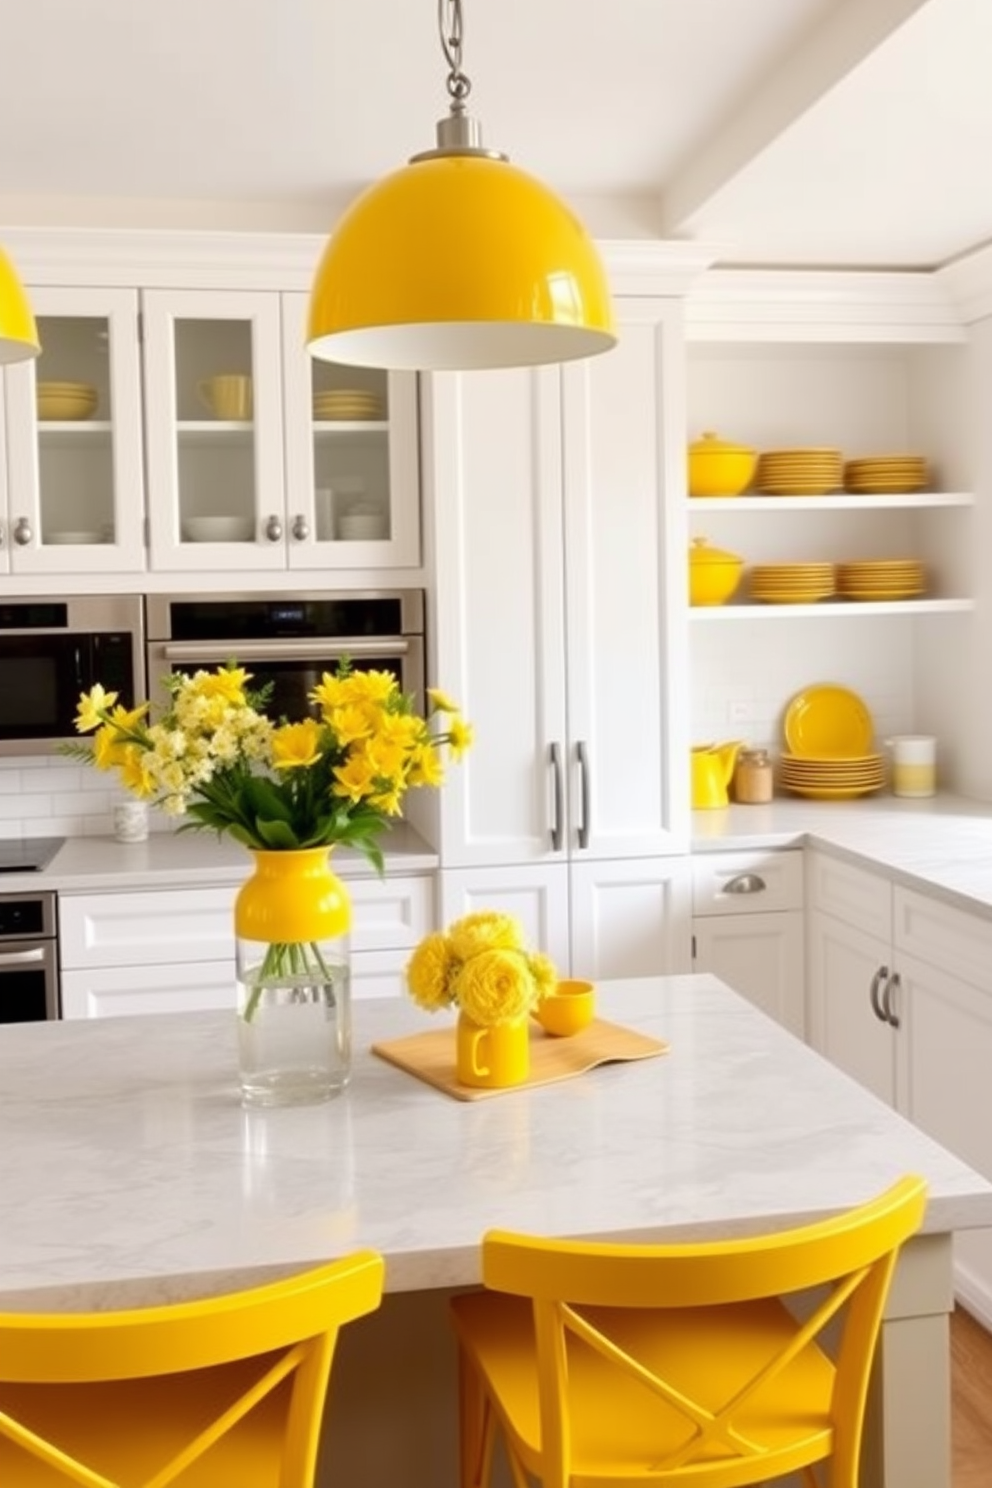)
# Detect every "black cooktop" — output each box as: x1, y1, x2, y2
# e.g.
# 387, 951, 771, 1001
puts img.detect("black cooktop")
0, 837, 64, 873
